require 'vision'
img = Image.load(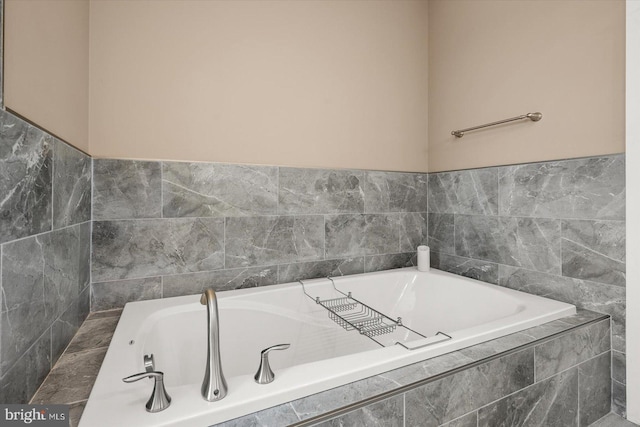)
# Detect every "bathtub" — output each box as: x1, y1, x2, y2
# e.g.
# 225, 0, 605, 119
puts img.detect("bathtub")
80, 267, 575, 427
